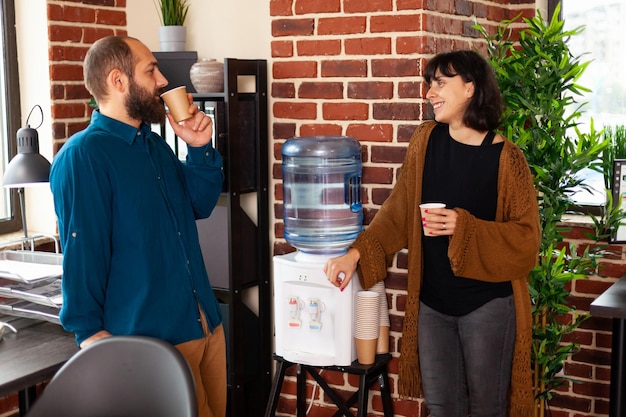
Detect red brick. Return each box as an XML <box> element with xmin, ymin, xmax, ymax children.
<box><xmin>322</xmin><ymin>102</ymin><xmax>368</xmax><ymax>121</ymax></box>
<box><xmin>299</xmin><ymin>124</ymin><xmax>342</xmax><ymax>137</ymax></box>
<box><xmin>397</xmin><ymin>0</ymin><xmax>425</xmax><ymax>9</ymax></box>
<box><xmin>317</xmin><ymin>17</ymin><xmax>366</xmax><ymax>35</ymax></box>
<box><xmin>372</xmin><ymin>58</ymin><xmax>419</xmax><ymax>77</ymax></box>
<box><xmin>347</xmin><ymin>82</ymin><xmax>393</xmax><ymax>99</ymax></box>
<box><xmin>371</xmin><ymin>144</ymin><xmax>406</xmax><ymax>162</ymax></box>
<box><xmin>346</xmin><ymin>124</ymin><xmax>393</xmax><ymax>143</ymax></box>
<box><xmin>396</xmin><ymin>36</ymin><xmax>422</xmax><ymax>54</ymax></box>
<box><xmin>321</xmin><ymin>60</ymin><xmax>367</xmax><ymax>77</ymax></box>
<box><xmin>574</xmin><ymin>278</ymin><xmax>617</xmax><ymax>296</ymax></box>
<box><xmin>298</xmin><ymin>82</ymin><xmax>343</xmax><ymax>99</ymax></box>
<box><xmin>363</xmin><ymin>166</ymin><xmax>394</xmax><ymax>184</ymax></box>
<box><xmin>272</xmin><ymin>82</ymin><xmax>296</xmax><ymax>98</ymax></box>
<box><xmin>273</xmin><ymin>122</ymin><xmax>297</xmax><ymax>139</ymax></box>
<box><xmin>548</xmin><ymin>393</ymin><xmax>592</xmax><ymax>414</ymax></box>
<box><xmin>273</xmin><ymin>61</ymin><xmax>318</xmax><ymax>79</ymax></box>
<box><xmin>65</xmin><ymin>85</ymin><xmax>91</xmax><ymax>100</ymax></box>
<box><xmin>294</xmin><ymin>0</ymin><xmax>340</xmax><ymax>14</ymax></box>
<box><xmin>296</xmin><ymin>39</ymin><xmax>341</xmax><ymax>56</ymax></box>
<box><xmin>62</xmin><ymin>5</ymin><xmax>97</xmax><ymax>23</ymax></box>
<box><xmin>595</xmin><ymin>365</ymin><xmax>612</xmax><ymax>382</ymax></box>
<box><xmin>398</xmin><ymin>81</ymin><xmax>421</xmax><ymax>98</ymax></box>
<box><xmin>83</xmin><ymin>27</ymin><xmax>116</xmax><ymax>44</ymax></box>
<box><xmin>48</xmin><ymin>24</ymin><xmax>83</xmax><ymax>42</ymax></box>
<box><xmin>424</xmin><ymin>14</ymin><xmax>464</xmax><ymax>35</ymax></box>
<box><xmin>345</xmin><ymin>37</ymin><xmax>391</xmax><ymax>55</ymax></box>
<box><xmin>272</xmin><ymin>40</ymin><xmax>294</xmax><ymax>57</ymax></box>
<box><xmin>49</xmin><ymin>45</ymin><xmax>89</xmax><ymax>62</ymax></box>
<box><xmin>272</xmin><ymin>18</ymin><xmax>315</xmax><ymax>37</ymax></box>
<box><xmin>595</xmin><ymin>331</ymin><xmax>612</xmax><ymax>349</ymax></box>
<box><xmin>371</xmin><ymin>14</ymin><xmax>421</xmax><ymax>33</ymax></box>
<box><xmin>47</xmin><ymin>3</ymin><xmax>63</xmax><ymax>20</ymax></box>
<box><xmin>273</xmin><ymin>101</ymin><xmax>317</xmax><ymax>119</ymax></box>
<box><xmin>50</xmin><ymin>64</ymin><xmax>84</xmax><ymax>81</ymax></box>
<box><xmin>270</xmin><ymin>0</ymin><xmax>294</xmax><ymax>16</ymax></box>
<box><xmin>96</xmin><ymin>9</ymin><xmax>126</xmax><ymax>26</ymax></box>
<box><xmin>51</xmin><ymin>102</ymin><xmax>86</xmax><ymax>119</ymax></box>
<box><xmin>596</xmin><ymin>261</ymin><xmax>626</xmax><ymax>278</ymax></box>
<box><xmin>344</xmin><ymin>0</ymin><xmax>393</xmax><ymax>13</ymax></box>
<box><xmin>372</xmin><ymin>187</ymin><xmax>392</xmax><ymax>205</ymax></box>
<box><xmin>564</xmin><ymin>362</ymin><xmax>592</xmax><ymax>379</ymax></box>
<box><xmin>373</xmin><ymin>103</ymin><xmax>421</xmax><ymax>121</ymax></box>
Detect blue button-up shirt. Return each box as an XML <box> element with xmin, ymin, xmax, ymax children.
<box><xmin>50</xmin><ymin>111</ymin><xmax>225</xmax><ymax>346</ymax></box>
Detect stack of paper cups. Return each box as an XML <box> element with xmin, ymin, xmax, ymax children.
<box><xmin>354</xmin><ymin>291</ymin><xmax>380</xmax><ymax>365</ymax></box>
<box><xmin>370</xmin><ymin>281</ymin><xmax>390</xmax><ymax>354</ymax></box>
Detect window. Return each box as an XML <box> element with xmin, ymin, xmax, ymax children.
<box><xmin>557</xmin><ymin>0</ymin><xmax>626</xmax><ymax>207</ymax></box>
<box><xmin>0</xmin><ymin>0</ymin><xmax>23</xmax><ymax>234</ymax></box>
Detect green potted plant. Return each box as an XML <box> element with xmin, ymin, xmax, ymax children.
<box><xmin>474</xmin><ymin>3</ymin><xmax>621</xmax><ymax>416</ymax></box>
<box><xmin>155</xmin><ymin>0</ymin><xmax>190</xmax><ymax>52</ymax></box>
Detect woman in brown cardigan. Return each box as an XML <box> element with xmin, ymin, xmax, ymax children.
<box><xmin>324</xmin><ymin>50</ymin><xmax>540</xmax><ymax>417</ymax></box>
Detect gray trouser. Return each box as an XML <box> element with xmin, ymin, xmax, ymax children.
<box><xmin>418</xmin><ymin>295</ymin><xmax>516</xmax><ymax>417</ymax></box>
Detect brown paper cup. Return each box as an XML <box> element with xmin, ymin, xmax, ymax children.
<box><xmin>160</xmin><ymin>86</ymin><xmax>192</xmax><ymax>122</ymax></box>
<box><xmin>356</xmin><ymin>337</ymin><xmax>377</xmax><ymax>365</ymax></box>
<box><xmin>376</xmin><ymin>325</ymin><xmax>390</xmax><ymax>354</ymax></box>
<box><xmin>354</xmin><ymin>291</ymin><xmax>380</xmax><ymax>339</ymax></box>
<box><xmin>419</xmin><ymin>203</ymin><xmax>446</xmax><ymax>236</ymax></box>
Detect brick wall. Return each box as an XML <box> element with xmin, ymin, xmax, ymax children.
<box><xmin>269</xmin><ymin>1</ymin><xmax>622</xmax><ymax>417</ymax></box>
<box><xmin>48</xmin><ymin>0</ymin><xmax>127</xmax><ymax>154</ymax></box>
<box><xmin>552</xmin><ymin>224</ymin><xmax>625</xmax><ymax>417</ymax></box>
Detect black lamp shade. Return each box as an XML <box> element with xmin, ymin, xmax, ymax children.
<box><xmin>3</xmin><ymin>126</ymin><xmax>51</xmax><ymax>187</ymax></box>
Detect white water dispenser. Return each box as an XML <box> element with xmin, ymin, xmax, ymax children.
<box><xmin>274</xmin><ymin>136</ymin><xmax>363</xmax><ymax>366</ymax></box>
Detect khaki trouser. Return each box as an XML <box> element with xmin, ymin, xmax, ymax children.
<box><xmin>175</xmin><ymin>311</ymin><xmax>227</xmax><ymax>417</ymax></box>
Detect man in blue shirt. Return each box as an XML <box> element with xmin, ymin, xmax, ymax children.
<box><xmin>50</xmin><ymin>36</ymin><xmax>226</xmax><ymax>417</ymax></box>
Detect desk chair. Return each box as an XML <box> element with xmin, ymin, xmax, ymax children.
<box><xmin>25</xmin><ymin>335</ymin><xmax>197</xmax><ymax>417</ymax></box>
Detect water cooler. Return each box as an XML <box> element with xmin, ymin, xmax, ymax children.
<box><xmin>274</xmin><ymin>136</ymin><xmax>363</xmax><ymax>367</ymax></box>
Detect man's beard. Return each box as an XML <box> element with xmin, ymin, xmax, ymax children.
<box><xmin>125</xmin><ymin>79</ymin><xmax>166</xmax><ymax>124</ymax></box>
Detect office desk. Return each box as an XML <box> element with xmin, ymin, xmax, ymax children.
<box><xmin>590</xmin><ymin>276</ymin><xmax>626</xmax><ymax>417</ymax></box>
<box><xmin>0</xmin><ymin>318</ymin><xmax>77</xmax><ymax>416</ymax></box>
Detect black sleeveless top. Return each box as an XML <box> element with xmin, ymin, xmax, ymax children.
<box><xmin>420</xmin><ymin>123</ymin><xmax>512</xmax><ymax>316</ymax></box>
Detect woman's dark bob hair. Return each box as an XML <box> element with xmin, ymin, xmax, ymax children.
<box><xmin>424</xmin><ymin>50</ymin><xmax>504</xmax><ymax>132</ymax></box>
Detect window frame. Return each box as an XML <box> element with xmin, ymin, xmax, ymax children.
<box><xmin>0</xmin><ymin>0</ymin><xmax>24</xmax><ymax>234</ymax></box>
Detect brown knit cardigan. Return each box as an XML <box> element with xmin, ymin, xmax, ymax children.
<box><xmin>351</xmin><ymin>121</ymin><xmax>540</xmax><ymax>417</ymax></box>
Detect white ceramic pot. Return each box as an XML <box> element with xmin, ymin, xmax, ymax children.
<box><xmin>189</xmin><ymin>59</ymin><xmax>225</xmax><ymax>93</ymax></box>
<box><xmin>158</xmin><ymin>26</ymin><xmax>186</xmax><ymax>52</ymax></box>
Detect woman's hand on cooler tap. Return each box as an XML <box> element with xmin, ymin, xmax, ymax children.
<box><xmin>323</xmin><ymin>248</ymin><xmax>360</xmax><ymax>291</ymax></box>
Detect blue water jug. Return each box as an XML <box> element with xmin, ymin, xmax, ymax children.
<box><xmin>282</xmin><ymin>136</ymin><xmax>363</xmax><ymax>255</ymax></box>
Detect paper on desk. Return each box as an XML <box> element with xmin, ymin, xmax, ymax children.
<box><xmin>0</xmin><ymin>260</ymin><xmax>63</xmax><ymax>283</ymax></box>
<box><xmin>0</xmin><ymin>299</ymin><xmax>60</xmax><ymax>324</ymax></box>
<box><xmin>0</xmin><ymin>278</ymin><xmax>62</xmax><ymax>307</ymax></box>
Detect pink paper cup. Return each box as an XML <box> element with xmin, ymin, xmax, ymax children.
<box><xmin>419</xmin><ymin>202</ymin><xmax>446</xmax><ymax>236</ymax></box>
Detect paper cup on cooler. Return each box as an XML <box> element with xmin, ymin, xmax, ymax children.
<box><xmin>160</xmin><ymin>86</ymin><xmax>192</xmax><ymax>122</ymax></box>
<box><xmin>369</xmin><ymin>282</ymin><xmax>390</xmax><ymax>327</ymax></box>
<box><xmin>354</xmin><ymin>291</ymin><xmax>379</xmax><ymax>339</ymax></box>
<box><xmin>370</xmin><ymin>281</ymin><xmax>390</xmax><ymax>354</ymax></box>
<box><xmin>420</xmin><ymin>203</ymin><xmax>446</xmax><ymax>236</ymax></box>
<box><xmin>355</xmin><ymin>338</ymin><xmax>377</xmax><ymax>365</ymax></box>
<box><xmin>355</xmin><ymin>291</ymin><xmax>379</xmax><ymax>364</ymax></box>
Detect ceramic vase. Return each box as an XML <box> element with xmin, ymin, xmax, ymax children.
<box><xmin>189</xmin><ymin>59</ymin><xmax>225</xmax><ymax>93</ymax></box>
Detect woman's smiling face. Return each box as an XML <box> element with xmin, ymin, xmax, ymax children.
<box><xmin>426</xmin><ymin>69</ymin><xmax>474</xmax><ymax>127</ymax></box>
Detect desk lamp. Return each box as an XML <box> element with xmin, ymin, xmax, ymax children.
<box><xmin>2</xmin><ymin>105</ymin><xmax>51</xmax><ymax>249</ymax></box>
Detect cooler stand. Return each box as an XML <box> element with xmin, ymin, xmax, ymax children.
<box><xmin>264</xmin><ymin>353</ymin><xmax>393</xmax><ymax>417</ymax></box>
